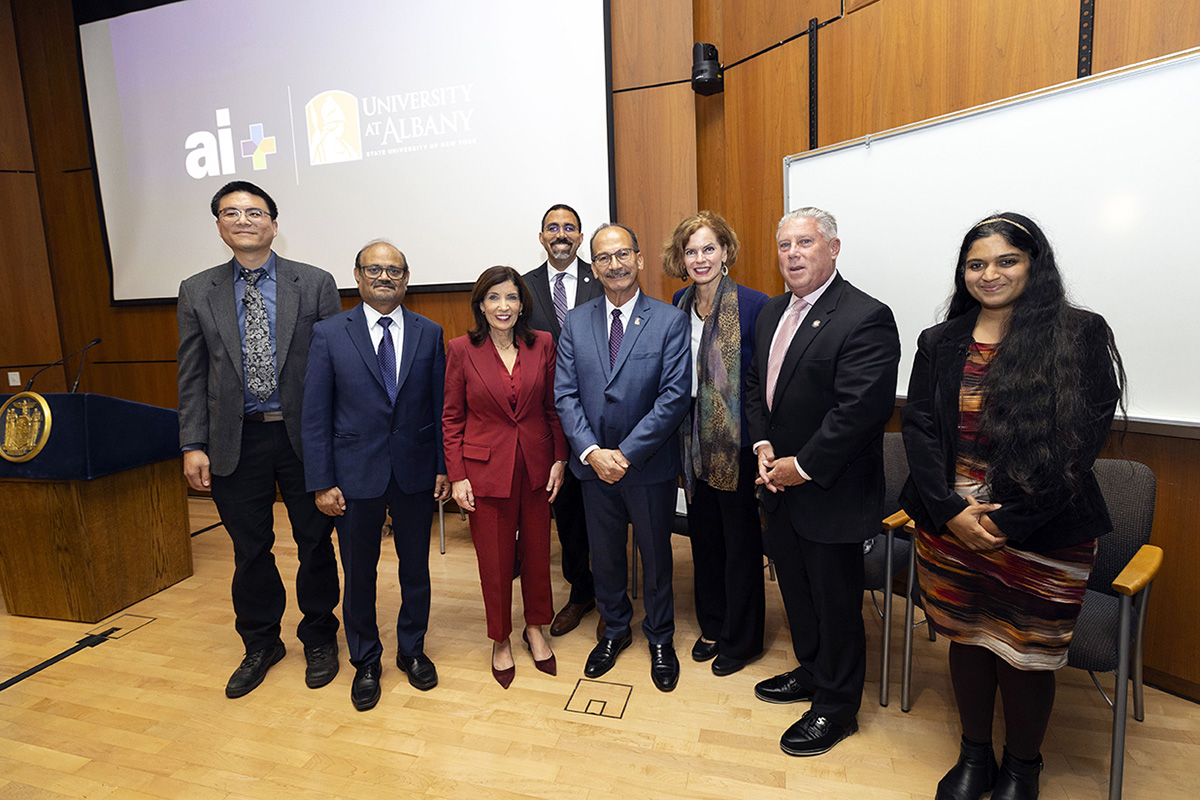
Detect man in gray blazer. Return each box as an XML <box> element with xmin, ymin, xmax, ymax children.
<box><xmin>522</xmin><ymin>204</ymin><xmax>604</xmax><ymax>639</ymax></box>
<box><xmin>177</xmin><ymin>181</ymin><xmax>342</xmax><ymax>699</ymax></box>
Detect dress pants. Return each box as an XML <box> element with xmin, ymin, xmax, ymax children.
<box><xmin>764</xmin><ymin>507</ymin><xmax>866</xmax><ymax>726</ymax></box>
<box><xmin>468</xmin><ymin>445</ymin><xmax>554</xmax><ymax>641</ymax></box>
<box><xmin>551</xmin><ymin>468</ymin><xmax>594</xmax><ymax>604</ymax></box>
<box><xmin>581</xmin><ymin>478</ymin><xmax>677</xmax><ymax>645</ymax></box>
<box><xmin>336</xmin><ymin>475</ymin><xmax>434</xmax><ymax>667</ymax></box>
<box><xmin>210</xmin><ymin>420</ymin><xmax>339</xmax><ymax>653</ymax></box>
<box><xmin>687</xmin><ymin>447</ymin><xmax>765</xmax><ymax>660</ymax></box>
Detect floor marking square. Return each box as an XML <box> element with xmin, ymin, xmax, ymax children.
<box><xmin>565</xmin><ymin>678</ymin><xmax>632</xmax><ymax>719</ymax></box>
<box><xmin>89</xmin><ymin>614</ymin><xmax>154</xmax><ymax>639</ymax></box>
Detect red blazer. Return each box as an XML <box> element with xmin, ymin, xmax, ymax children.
<box><xmin>443</xmin><ymin>330</ymin><xmax>567</xmax><ymax>498</ymax></box>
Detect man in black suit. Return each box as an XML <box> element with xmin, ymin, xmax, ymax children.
<box><xmin>177</xmin><ymin>181</ymin><xmax>342</xmax><ymax>698</ymax></box>
<box><xmin>745</xmin><ymin>207</ymin><xmax>900</xmax><ymax>756</ymax></box>
<box><xmin>523</xmin><ymin>204</ymin><xmax>604</xmax><ymax>638</ymax></box>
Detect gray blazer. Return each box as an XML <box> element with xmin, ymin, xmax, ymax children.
<box><xmin>177</xmin><ymin>255</ymin><xmax>341</xmax><ymax>476</ymax></box>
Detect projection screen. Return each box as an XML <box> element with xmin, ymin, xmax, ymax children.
<box><xmin>78</xmin><ymin>0</ymin><xmax>614</xmax><ymax>301</ymax></box>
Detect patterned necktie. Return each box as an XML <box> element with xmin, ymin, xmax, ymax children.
<box><xmin>377</xmin><ymin>317</ymin><xmax>397</xmax><ymax>403</ymax></box>
<box><xmin>553</xmin><ymin>271</ymin><xmax>568</xmax><ymax>328</ymax></box>
<box><xmin>609</xmin><ymin>308</ymin><xmax>623</xmax><ymax>369</ymax></box>
<box><xmin>765</xmin><ymin>298</ymin><xmax>808</xmax><ymax>411</ymax></box>
<box><xmin>240</xmin><ymin>268</ymin><xmax>276</xmax><ymax>402</ymax></box>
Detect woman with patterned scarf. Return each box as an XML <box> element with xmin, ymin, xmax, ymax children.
<box><xmin>663</xmin><ymin>211</ymin><xmax>770</xmax><ymax>677</ymax></box>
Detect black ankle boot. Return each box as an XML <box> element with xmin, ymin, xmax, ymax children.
<box><xmin>935</xmin><ymin>736</ymin><xmax>998</xmax><ymax>800</ymax></box>
<box><xmin>990</xmin><ymin>747</ymin><xmax>1043</xmax><ymax>800</ymax></box>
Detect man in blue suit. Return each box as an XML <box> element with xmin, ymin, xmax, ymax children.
<box><xmin>554</xmin><ymin>223</ymin><xmax>691</xmax><ymax>692</ymax></box>
<box><xmin>302</xmin><ymin>240</ymin><xmax>450</xmax><ymax>711</ymax></box>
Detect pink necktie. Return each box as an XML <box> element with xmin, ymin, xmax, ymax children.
<box><xmin>765</xmin><ymin>298</ymin><xmax>808</xmax><ymax>411</ymax></box>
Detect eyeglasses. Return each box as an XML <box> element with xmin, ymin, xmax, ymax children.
<box><xmin>592</xmin><ymin>247</ymin><xmax>637</xmax><ymax>267</ymax></box>
<box><xmin>218</xmin><ymin>208</ymin><xmax>271</xmax><ymax>222</ymax></box>
<box><xmin>360</xmin><ymin>264</ymin><xmax>408</xmax><ymax>279</ymax></box>
<box><xmin>544</xmin><ymin>222</ymin><xmax>578</xmax><ymax>234</ymax></box>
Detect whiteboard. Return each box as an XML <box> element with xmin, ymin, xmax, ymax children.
<box><xmin>785</xmin><ymin>49</ymin><xmax>1200</xmax><ymax>427</ymax></box>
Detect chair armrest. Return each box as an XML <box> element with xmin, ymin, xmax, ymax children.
<box><xmin>1113</xmin><ymin>544</ymin><xmax>1163</xmax><ymax>597</ymax></box>
<box><xmin>882</xmin><ymin>510</ymin><xmax>911</xmax><ymax>530</ymax></box>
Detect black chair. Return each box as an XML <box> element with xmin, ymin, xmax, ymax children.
<box><xmin>1067</xmin><ymin>459</ymin><xmax>1162</xmax><ymax>800</ymax></box>
<box><xmin>864</xmin><ymin>431</ymin><xmax>928</xmax><ymax>706</ymax></box>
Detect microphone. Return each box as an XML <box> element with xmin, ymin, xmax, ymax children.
<box><xmin>71</xmin><ymin>337</ymin><xmax>103</xmax><ymax>393</ymax></box>
<box><xmin>22</xmin><ymin>338</ymin><xmax>102</xmax><ymax>392</ymax></box>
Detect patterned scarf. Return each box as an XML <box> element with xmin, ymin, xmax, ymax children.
<box><xmin>677</xmin><ymin>274</ymin><xmax>742</xmax><ymax>496</ymax></box>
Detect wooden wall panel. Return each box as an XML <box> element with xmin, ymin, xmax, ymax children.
<box><xmin>612</xmin><ymin>83</ymin><xmax>698</xmax><ymax>302</ymax></box>
<box><xmin>819</xmin><ymin>0</ymin><xmax>1078</xmax><ymax>148</ymax></box>
<box><xmin>0</xmin><ymin>0</ymin><xmax>33</xmax><ymax>170</ymax></box>
<box><xmin>722</xmin><ymin>39</ymin><xmax>809</xmax><ymax>299</ymax></box>
<box><xmin>721</xmin><ymin>0</ymin><xmax>841</xmax><ymax>66</ymax></box>
<box><xmin>0</xmin><ymin>173</ymin><xmax>61</xmax><ymax>378</ymax></box>
<box><xmin>611</xmin><ymin>0</ymin><xmax>693</xmax><ymax>90</ymax></box>
<box><xmin>1094</xmin><ymin>0</ymin><xmax>1200</xmax><ymax>72</ymax></box>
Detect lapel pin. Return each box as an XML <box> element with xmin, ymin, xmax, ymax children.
<box><xmin>811</xmin><ymin>319</ymin><xmax>821</xmax><ymax>328</ymax></box>
<box><xmin>634</xmin><ymin>317</ymin><xmax>642</xmax><ymax>326</ymax></box>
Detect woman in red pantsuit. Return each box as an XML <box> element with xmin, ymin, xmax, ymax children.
<box><xmin>443</xmin><ymin>266</ymin><xmax>567</xmax><ymax>688</ymax></box>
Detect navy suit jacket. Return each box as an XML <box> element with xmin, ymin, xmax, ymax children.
<box><xmin>554</xmin><ymin>290</ymin><xmax>691</xmax><ymax>485</ymax></box>
<box><xmin>746</xmin><ymin>273</ymin><xmax>901</xmax><ymax>543</ymax></box>
<box><xmin>302</xmin><ymin>302</ymin><xmax>446</xmax><ymax>499</ymax></box>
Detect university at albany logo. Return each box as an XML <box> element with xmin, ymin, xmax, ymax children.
<box><xmin>306</xmin><ymin>90</ymin><xmax>363</xmax><ymax>166</ymax></box>
<box><xmin>1</xmin><ymin>391</ymin><xmax>52</xmax><ymax>463</ymax></box>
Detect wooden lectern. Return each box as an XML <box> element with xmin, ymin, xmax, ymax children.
<box><xmin>0</xmin><ymin>393</ymin><xmax>192</xmax><ymax>622</ymax></box>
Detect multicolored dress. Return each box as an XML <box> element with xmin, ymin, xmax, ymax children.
<box><xmin>914</xmin><ymin>342</ymin><xmax>1096</xmax><ymax>671</ymax></box>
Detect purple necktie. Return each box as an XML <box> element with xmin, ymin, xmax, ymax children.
<box><xmin>553</xmin><ymin>272</ymin><xmax>568</xmax><ymax>328</ymax></box>
<box><xmin>377</xmin><ymin>316</ymin><xmax>397</xmax><ymax>403</ymax></box>
<box><xmin>609</xmin><ymin>309</ymin><xmax>623</xmax><ymax>368</ymax></box>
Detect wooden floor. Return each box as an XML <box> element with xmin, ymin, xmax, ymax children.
<box><xmin>1</xmin><ymin>499</ymin><xmax>1198</xmax><ymax>799</ymax></box>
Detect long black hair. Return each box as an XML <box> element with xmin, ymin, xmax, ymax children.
<box><xmin>947</xmin><ymin>212</ymin><xmax>1125</xmax><ymax>500</ymax></box>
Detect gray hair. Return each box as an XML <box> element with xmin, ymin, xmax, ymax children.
<box><xmin>589</xmin><ymin>222</ymin><xmax>640</xmax><ymax>255</ymax></box>
<box><xmin>778</xmin><ymin>207</ymin><xmax>838</xmax><ymax>242</ymax></box>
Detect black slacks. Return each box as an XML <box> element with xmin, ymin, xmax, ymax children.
<box><xmin>686</xmin><ymin>447</ymin><xmax>765</xmax><ymax>660</ymax></box>
<box><xmin>210</xmin><ymin>420</ymin><xmax>339</xmax><ymax>654</ymax></box>
<box><xmin>551</xmin><ymin>467</ymin><xmax>594</xmax><ymax>604</ymax></box>
<box><xmin>764</xmin><ymin>506</ymin><xmax>865</xmax><ymax>726</ymax></box>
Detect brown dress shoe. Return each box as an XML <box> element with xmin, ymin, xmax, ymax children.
<box><xmin>549</xmin><ymin>600</ymin><xmax>595</xmax><ymax>636</ymax></box>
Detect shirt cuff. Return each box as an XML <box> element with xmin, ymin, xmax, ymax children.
<box><xmin>579</xmin><ymin>444</ymin><xmax>599</xmax><ymax>465</ymax></box>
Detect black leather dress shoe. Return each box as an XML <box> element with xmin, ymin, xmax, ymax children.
<box><xmin>649</xmin><ymin>642</ymin><xmax>680</xmax><ymax>692</ymax></box>
<box><xmin>691</xmin><ymin>636</ymin><xmax>719</xmax><ymax>662</ymax></box>
<box><xmin>712</xmin><ymin>651</ymin><xmax>762</xmax><ymax>676</ymax></box>
<box><xmin>779</xmin><ymin>710</ymin><xmax>857</xmax><ymax>756</ymax></box>
<box><xmin>351</xmin><ymin>660</ymin><xmax>382</xmax><ymax>711</ymax></box>
<box><xmin>303</xmin><ymin>641</ymin><xmax>340</xmax><ymax>689</ymax></box>
<box><xmin>936</xmin><ymin>737</ymin><xmax>998</xmax><ymax>800</ymax></box>
<box><xmin>754</xmin><ymin>668</ymin><xmax>815</xmax><ymax>704</ymax></box>
<box><xmin>584</xmin><ymin>630</ymin><xmax>633</xmax><ymax>678</ymax></box>
<box><xmin>990</xmin><ymin>747</ymin><xmax>1042</xmax><ymax>800</ymax></box>
<box><xmin>225</xmin><ymin>640</ymin><xmax>285</xmax><ymax>698</ymax></box>
<box><xmin>396</xmin><ymin>652</ymin><xmax>438</xmax><ymax>690</ymax></box>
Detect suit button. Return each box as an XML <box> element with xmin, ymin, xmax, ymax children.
<box><xmin>391</xmin><ymin>429</ymin><xmax>398</xmax><ymax>435</ymax></box>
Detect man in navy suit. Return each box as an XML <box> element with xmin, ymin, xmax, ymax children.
<box><xmin>746</xmin><ymin>207</ymin><xmax>900</xmax><ymax>756</ymax></box>
<box><xmin>554</xmin><ymin>223</ymin><xmax>691</xmax><ymax>691</ymax></box>
<box><xmin>302</xmin><ymin>240</ymin><xmax>450</xmax><ymax>711</ymax></box>
<box><xmin>523</xmin><ymin>203</ymin><xmax>605</xmax><ymax>638</ymax></box>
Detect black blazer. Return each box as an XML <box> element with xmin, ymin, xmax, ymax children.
<box><xmin>745</xmin><ymin>273</ymin><xmax>901</xmax><ymax>543</ymax></box>
<box><xmin>898</xmin><ymin>308</ymin><xmax>1120</xmax><ymax>551</ymax></box>
<box><xmin>523</xmin><ymin>259</ymin><xmax>603</xmax><ymax>342</ymax></box>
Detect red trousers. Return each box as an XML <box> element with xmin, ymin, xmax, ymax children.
<box><xmin>469</xmin><ymin>446</ymin><xmax>554</xmax><ymax>641</ymax></box>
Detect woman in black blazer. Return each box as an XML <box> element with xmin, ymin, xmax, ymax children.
<box><xmin>900</xmin><ymin>213</ymin><xmax>1124</xmax><ymax>800</ymax></box>
<box><xmin>663</xmin><ymin>211</ymin><xmax>769</xmax><ymax>676</ymax></box>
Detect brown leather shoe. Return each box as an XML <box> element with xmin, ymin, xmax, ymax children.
<box><xmin>549</xmin><ymin>600</ymin><xmax>595</xmax><ymax>636</ymax></box>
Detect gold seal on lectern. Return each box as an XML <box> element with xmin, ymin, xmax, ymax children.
<box><xmin>1</xmin><ymin>391</ymin><xmax>52</xmax><ymax>463</ymax></box>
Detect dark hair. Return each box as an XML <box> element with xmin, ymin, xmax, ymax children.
<box><xmin>210</xmin><ymin>181</ymin><xmax>278</xmax><ymax>219</ymax></box>
<box><xmin>541</xmin><ymin>203</ymin><xmax>581</xmax><ymax>231</ymax></box>
<box><xmin>354</xmin><ymin>239</ymin><xmax>407</xmax><ymax>272</ymax></box>
<box><xmin>589</xmin><ymin>222</ymin><xmax>639</xmax><ymax>257</ymax></box>
<box><xmin>467</xmin><ymin>266</ymin><xmax>537</xmax><ymax>347</ymax></box>
<box><xmin>661</xmin><ymin>210</ymin><xmax>740</xmax><ymax>279</ymax></box>
<box><xmin>948</xmin><ymin>212</ymin><xmax>1126</xmax><ymax>499</ymax></box>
